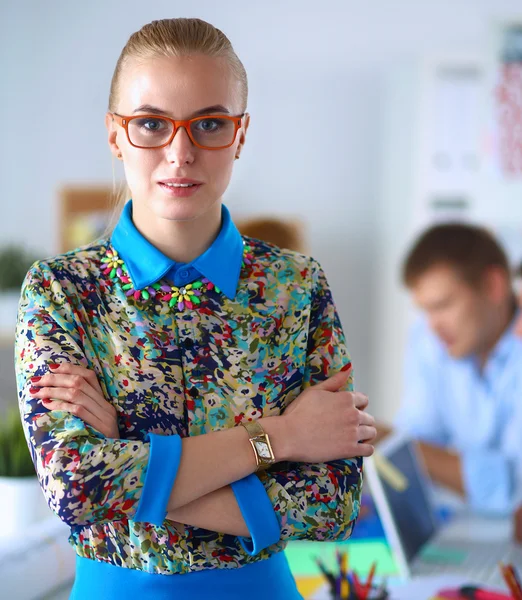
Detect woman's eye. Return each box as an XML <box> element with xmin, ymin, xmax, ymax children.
<box><xmin>143</xmin><ymin>119</ymin><xmax>163</xmax><ymax>131</ymax></box>
<box><xmin>135</xmin><ymin>118</ymin><xmax>166</xmax><ymax>132</ymax></box>
<box><xmin>197</xmin><ymin>119</ymin><xmax>221</xmax><ymax>132</ymax></box>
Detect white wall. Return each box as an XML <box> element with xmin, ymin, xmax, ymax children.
<box><xmin>1</xmin><ymin>0</ymin><xmax>521</xmax><ymax>418</ymax></box>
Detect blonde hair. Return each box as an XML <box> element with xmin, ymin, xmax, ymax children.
<box><xmin>107</xmin><ymin>18</ymin><xmax>248</xmax><ymax>224</ymax></box>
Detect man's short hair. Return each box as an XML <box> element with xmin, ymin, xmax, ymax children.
<box><xmin>402</xmin><ymin>223</ymin><xmax>510</xmax><ymax>288</ymax></box>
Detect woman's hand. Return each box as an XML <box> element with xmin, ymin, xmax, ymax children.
<box><xmin>279</xmin><ymin>370</ymin><xmax>376</xmax><ymax>463</ymax></box>
<box><xmin>29</xmin><ymin>364</ymin><xmax>120</xmax><ymax>439</ymax></box>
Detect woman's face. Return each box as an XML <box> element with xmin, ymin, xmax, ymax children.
<box><xmin>106</xmin><ymin>54</ymin><xmax>248</xmax><ymax>224</ymax></box>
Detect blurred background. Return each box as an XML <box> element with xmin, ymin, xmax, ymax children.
<box><xmin>1</xmin><ymin>1</ymin><xmax>522</xmax><ymax>598</ymax></box>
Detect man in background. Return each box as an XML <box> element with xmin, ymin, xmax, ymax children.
<box><xmin>380</xmin><ymin>223</ymin><xmax>522</xmax><ymax>518</ymax></box>
<box><xmin>512</xmin><ymin>265</ymin><xmax>522</xmax><ymax>542</ymax></box>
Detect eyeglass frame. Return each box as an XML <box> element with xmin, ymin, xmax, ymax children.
<box><xmin>110</xmin><ymin>112</ymin><xmax>246</xmax><ymax>150</ymax></box>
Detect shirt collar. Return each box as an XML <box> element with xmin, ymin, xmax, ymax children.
<box><xmin>111</xmin><ymin>201</ymin><xmax>244</xmax><ymax>299</ymax></box>
<box><xmin>487</xmin><ymin>308</ymin><xmax>521</xmax><ymax>365</ymax></box>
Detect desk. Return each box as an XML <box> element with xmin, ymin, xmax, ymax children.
<box><xmin>309</xmin><ymin>575</ymin><xmax>508</xmax><ymax>600</ymax></box>
<box><xmin>290</xmin><ymin>510</ymin><xmax>518</xmax><ymax>599</ymax></box>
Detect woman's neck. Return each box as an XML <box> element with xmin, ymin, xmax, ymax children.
<box><xmin>132</xmin><ymin>202</ymin><xmax>222</xmax><ymax>264</ymax></box>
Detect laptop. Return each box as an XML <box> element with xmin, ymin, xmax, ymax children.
<box><xmin>364</xmin><ymin>432</ymin><xmax>522</xmax><ymax>586</ymax></box>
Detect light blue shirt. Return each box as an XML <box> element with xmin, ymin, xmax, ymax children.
<box><xmin>395</xmin><ymin>315</ymin><xmax>522</xmax><ymax>515</ymax></box>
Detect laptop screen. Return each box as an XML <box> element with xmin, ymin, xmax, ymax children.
<box><xmin>377</xmin><ymin>441</ymin><xmax>436</xmax><ymax>561</ymax></box>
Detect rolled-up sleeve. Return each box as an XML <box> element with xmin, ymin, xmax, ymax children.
<box><xmin>134</xmin><ymin>433</ymin><xmax>182</xmax><ymax>525</ymax></box>
<box><xmin>231</xmin><ymin>474</ymin><xmax>281</xmax><ymax>555</ymax></box>
<box><xmin>15</xmin><ymin>263</ymin><xmax>180</xmax><ymax>527</ymax></box>
<box><xmin>231</xmin><ymin>259</ymin><xmax>363</xmax><ymax>548</ymax></box>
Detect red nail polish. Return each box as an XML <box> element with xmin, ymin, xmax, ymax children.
<box><xmin>49</xmin><ymin>364</ymin><xmax>60</xmax><ymax>370</ymax></box>
<box><xmin>42</xmin><ymin>399</ymin><xmax>51</xmax><ymax>404</ymax></box>
<box><xmin>29</xmin><ymin>386</ymin><xmax>40</xmax><ymax>393</ymax></box>
<box><xmin>31</xmin><ymin>376</ymin><xmax>42</xmax><ymax>382</ymax></box>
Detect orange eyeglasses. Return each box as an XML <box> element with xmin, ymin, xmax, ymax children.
<box><xmin>111</xmin><ymin>113</ymin><xmax>245</xmax><ymax>150</ymax></box>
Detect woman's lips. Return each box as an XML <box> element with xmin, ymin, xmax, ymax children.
<box><xmin>158</xmin><ymin>181</ymin><xmax>203</xmax><ymax>197</ymax></box>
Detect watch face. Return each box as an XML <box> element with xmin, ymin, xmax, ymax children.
<box><xmin>254</xmin><ymin>440</ymin><xmax>272</xmax><ymax>459</ymax></box>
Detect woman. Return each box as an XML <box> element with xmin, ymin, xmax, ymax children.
<box><xmin>16</xmin><ymin>18</ymin><xmax>376</xmax><ymax>600</ymax></box>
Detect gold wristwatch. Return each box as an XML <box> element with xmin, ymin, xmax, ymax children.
<box><xmin>241</xmin><ymin>420</ymin><xmax>275</xmax><ymax>471</ymax></box>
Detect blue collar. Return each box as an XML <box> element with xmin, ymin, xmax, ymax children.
<box><xmin>110</xmin><ymin>201</ymin><xmax>244</xmax><ymax>299</ymax></box>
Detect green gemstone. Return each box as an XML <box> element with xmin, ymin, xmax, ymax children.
<box><xmin>192</xmin><ymin>295</ymin><xmax>201</xmax><ymax>304</ymax></box>
<box><xmin>169</xmin><ymin>298</ymin><xmax>176</xmax><ymax>308</ymax></box>
<box><xmin>192</xmin><ymin>281</ymin><xmax>203</xmax><ymax>289</ymax></box>
<box><xmin>122</xmin><ymin>284</ymin><xmax>132</xmax><ymax>291</ymax></box>
<box><xmin>110</xmin><ymin>268</ymin><xmax>116</xmax><ymax>278</ymax></box>
<box><xmin>142</xmin><ymin>290</ymin><xmax>150</xmax><ymax>300</ymax></box>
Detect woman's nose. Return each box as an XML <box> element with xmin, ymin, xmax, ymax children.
<box><xmin>165</xmin><ymin>126</ymin><xmax>195</xmax><ymax>165</ymax></box>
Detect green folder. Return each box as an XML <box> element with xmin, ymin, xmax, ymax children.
<box><xmin>285</xmin><ymin>539</ymin><xmax>398</xmax><ymax>578</ymax></box>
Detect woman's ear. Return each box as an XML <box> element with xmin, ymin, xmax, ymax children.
<box><xmin>105</xmin><ymin>112</ymin><xmax>122</xmax><ymax>160</ymax></box>
<box><xmin>235</xmin><ymin>113</ymin><xmax>250</xmax><ymax>159</ymax></box>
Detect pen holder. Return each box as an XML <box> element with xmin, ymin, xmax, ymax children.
<box><xmin>328</xmin><ymin>580</ymin><xmax>389</xmax><ymax>600</ymax></box>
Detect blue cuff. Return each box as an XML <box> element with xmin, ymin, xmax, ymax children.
<box><xmin>461</xmin><ymin>450</ymin><xmax>513</xmax><ymax>515</ymax></box>
<box><xmin>134</xmin><ymin>433</ymin><xmax>182</xmax><ymax>526</ymax></box>
<box><xmin>231</xmin><ymin>474</ymin><xmax>281</xmax><ymax>555</ymax></box>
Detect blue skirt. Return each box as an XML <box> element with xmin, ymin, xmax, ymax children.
<box><xmin>70</xmin><ymin>552</ymin><xmax>303</xmax><ymax>600</ymax></box>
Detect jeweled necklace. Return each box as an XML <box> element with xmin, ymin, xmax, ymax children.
<box><xmin>101</xmin><ymin>243</ymin><xmax>254</xmax><ymax>311</ymax></box>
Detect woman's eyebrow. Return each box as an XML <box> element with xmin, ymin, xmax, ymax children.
<box><xmin>132</xmin><ymin>104</ymin><xmax>231</xmax><ymax>117</ymax></box>
<box><xmin>192</xmin><ymin>105</ymin><xmax>231</xmax><ymax>116</ymax></box>
<box><xmin>132</xmin><ymin>104</ymin><xmax>165</xmax><ymax>115</ymax></box>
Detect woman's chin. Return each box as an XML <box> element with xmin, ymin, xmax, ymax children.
<box><xmin>151</xmin><ymin>195</ymin><xmax>215</xmax><ymax>222</ymax></box>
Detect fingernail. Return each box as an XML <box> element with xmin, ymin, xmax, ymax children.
<box><xmin>49</xmin><ymin>364</ymin><xmax>60</xmax><ymax>370</ymax></box>
<box><xmin>42</xmin><ymin>399</ymin><xmax>51</xmax><ymax>404</ymax></box>
<box><xmin>31</xmin><ymin>376</ymin><xmax>42</xmax><ymax>382</ymax></box>
<box><xmin>29</xmin><ymin>386</ymin><xmax>40</xmax><ymax>393</ymax></box>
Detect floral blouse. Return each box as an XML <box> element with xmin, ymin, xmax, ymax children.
<box><xmin>15</xmin><ymin>206</ymin><xmax>362</xmax><ymax>575</ymax></box>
